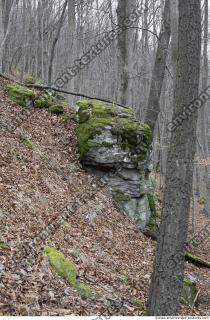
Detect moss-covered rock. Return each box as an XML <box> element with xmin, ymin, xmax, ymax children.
<box><xmin>49</xmin><ymin>104</ymin><xmax>64</xmax><ymax>114</ymax></box>
<box><xmin>76</xmin><ymin>99</ymin><xmax>154</xmax><ymax>231</ymax></box>
<box><xmin>34</xmin><ymin>94</ymin><xmax>56</xmax><ymax>109</ymax></box>
<box><xmin>7</xmin><ymin>84</ymin><xmax>35</xmax><ymax>107</ymax></box>
<box><xmin>43</xmin><ymin>247</ymin><xmax>94</xmax><ymax>298</ymax></box>
<box><xmin>34</xmin><ymin>98</ymin><xmax>48</xmax><ymax>109</ymax></box>
<box><xmin>76</xmin><ymin>99</ymin><xmax>152</xmax><ymax>162</ymax></box>
<box><xmin>113</xmin><ymin>191</ymin><xmax>131</xmax><ymax>202</ymax></box>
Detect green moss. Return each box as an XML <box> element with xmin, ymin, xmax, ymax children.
<box><xmin>147</xmin><ymin>194</ymin><xmax>158</xmax><ymax>233</ymax></box>
<box><xmin>183</xmin><ymin>278</ymin><xmax>193</xmax><ymax>286</ymax></box>
<box><xmin>111</xmin><ymin>118</ymin><xmax>152</xmax><ymax>162</ymax></box>
<box><xmin>76</xmin><ymin>99</ymin><xmax>152</xmax><ymax>161</ymax></box>
<box><xmin>198</xmin><ymin>197</ymin><xmax>205</xmax><ymax>207</ymax></box>
<box><xmin>49</xmin><ymin>104</ymin><xmax>64</xmax><ymax>114</ymax></box>
<box><xmin>76</xmin><ymin>282</ymin><xmax>94</xmax><ymax>298</ymax></box>
<box><xmin>7</xmin><ymin>84</ymin><xmax>35</xmax><ymax>107</ymax></box>
<box><xmin>113</xmin><ymin>191</ymin><xmax>131</xmax><ymax>202</ymax></box>
<box><xmin>43</xmin><ymin>247</ymin><xmax>77</xmax><ymax>286</ymax></box>
<box><xmin>23</xmin><ymin>75</ymin><xmax>36</xmax><ymax>85</ymax></box>
<box><xmin>35</xmin><ymin>95</ymin><xmax>57</xmax><ymax>109</ymax></box>
<box><xmin>0</xmin><ymin>243</ymin><xmax>10</xmax><ymax>251</ymax></box>
<box><xmin>76</xmin><ymin>116</ymin><xmax>113</xmax><ymax>160</ymax></box>
<box><xmin>43</xmin><ymin>247</ymin><xmax>94</xmax><ymax>298</ymax></box>
<box><xmin>23</xmin><ymin>137</ymin><xmax>33</xmax><ymax>149</ymax></box>
<box><xmin>133</xmin><ymin>300</ymin><xmax>146</xmax><ymax>311</ymax></box>
<box><xmin>34</xmin><ymin>98</ymin><xmax>48</xmax><ymax>109</ymax></box>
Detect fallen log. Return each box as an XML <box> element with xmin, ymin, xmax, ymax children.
<box><xmin>185</xmin><ymin>252</ymin><xmax>210</xmax><ymax>268</ymax></box>
<box><xmin>142</xmin><ymin>230</ymin><xmax>210</xmax><ymax>269</ymax></box>
<box><xmin>0</xmin><ymin>72</ymin><xmax>129</xmax><ymax>109</ymax></box>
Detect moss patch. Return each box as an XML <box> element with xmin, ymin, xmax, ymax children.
<box><xmin>7</xmin><ymin>84</ymin><xmax>35</xmax><ymax>107</ymax></box>
<box><xmin>43</xmin><ymin>247</ymin><xmax>94</xmax><ymax>298</ymax></box>
<box><xmin>0</xmin><ymin>243</ymin><xmax>10</xmax><ymax>251</ymax></box>
<box><xmin>113</xmin><ymin>191</ymin><xmax>131</xmax><ymax>202</ymax></box>
<box><xmin>76</xmin><ymin>101</ymin><xmax>114</xmax><ymax>159</ymax></box>
<box><xmin>111</xmin><ymin>118</ymin><xmax>152</xmax><ymax>161</ymax></box>
<box><xmin>49</xmin><ymin>104</ymin><xmax>64</xmax><ymax>114</ymax></box>
<box><xmin>147</xmin><ymin>194</ymin><xmax>158</xmax><ymax>233</ymax></box>
<box><xmin>76</xmin><ymin>99</ymin><xmax>152</xmax><ymax>161</ymax></box>
<box><xmin>22</xmin><ymin>137</ymin><xmax>33</xmax><ymax>149</ymax></box>
<box><xmin>23</xmin><ymin>75</ymin><xmax>36</xmax><ymax>85</ymax></box>
<box><xmin>133</xmin><ymin>300</ymin><xmax>146</xmax><ymax>311</ymax></box>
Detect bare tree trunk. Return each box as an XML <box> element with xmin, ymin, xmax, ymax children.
<box><xmin>170</xmin><ymin>0</ymin><xmax>178</xmax><ymax>80</ymax></box>
<box><xmin>147</xmin><ymin>0</ymin><xmax>201</xmax><ymax>315</ymax></box>
<box><xmin>48</xmin><ymin>0</ymin><xmax>68</xmax><ymax>85</ymax></box>
<box><xmin>144</xmin><ymin>0</ymin><xmax>171</xmax><ymax>135</ymax></box>
<box><xmin>0</xmin><ymin>0</ymin><xmax>14</xmax><ymax>73</ymax></box>
<box><xmin>201</xmin><ymin>0</ymin><xmax>209</xmax><ymax>156</ymax></box>
<box><xmin>0</xmin><ymin>0</ymin><xmax>3</xmax><ymax>72</ymax></box>
<box><xmin>117</xmin><ymin>0</ymin><xmax>129</xmax><ymax>106</ymax></box>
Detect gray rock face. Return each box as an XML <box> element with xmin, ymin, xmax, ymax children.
<box><xmin>76</xmin><ymin>99</ymin><xmax>156</xmax><ymax>230</ymax></box>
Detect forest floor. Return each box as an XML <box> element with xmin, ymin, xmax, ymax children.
<box><xmin>0</xmin><ymin>77</ymin><xmax>209</xmax><ymax>316</ymax></box>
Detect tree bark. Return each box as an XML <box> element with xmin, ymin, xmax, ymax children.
<box><xmin>147</xmin><ymin>0</ymin><xmax>201</xmax><ymax>315</ymax></box>
<box><xmin>144</xmin><ymin>0</ymin><xmax>171</xmax><ymax>135</ymax></box>
<box><xmin>48</xmin><ymin>0</ymin><xmax>68</xmax><ymax>85</ymax></box>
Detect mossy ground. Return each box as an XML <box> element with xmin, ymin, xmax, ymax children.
<box><xmin>7</xmin><ymin>83</ymin><xmax>66</xmax><ymax>116</ymax></box>
<box><xmin>76</xmin><ymin>99</ymin><xmax>152</xmax><ymax>161</ymax></box>
<box><xmin>49</xmin><ymin>104</ymin><xmax>64</xmax><ymax>114</ymax></box>
<box><xmin>43</xmin><ymin>247</ymin><xmax>94</xmax><ymax>298</ymax></box>
<box><xmin>7</xmin><ymin>84</ymin><xmax>35</xmax><ymax>107</ymax></box>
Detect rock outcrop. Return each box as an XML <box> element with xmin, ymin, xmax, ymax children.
<box><xmin>76</xmin><ymin>99</ymin><xmax>157</xmax><ymax>231</ymax></box>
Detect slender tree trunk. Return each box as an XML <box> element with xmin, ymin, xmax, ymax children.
<box><xmin>0</xmin><ymin>0</ymin><xmax>3</xmax><ymax>72</ymax></box>
<box><xmin>147</xmin><ymin>0</ymin><xmax>201</xmax><ymax>315</ymax></box>
<box><xmin>48</xmin><ymin>0</ymin><xmax>68</xmax><ymax>85</ymax></box>
<box><xmin>170</xmin><ymin>0</ymin><xmax>178</xmax><ymax>80</ymax></box>
<box><xmin>0</xmin><ymin>0</ymin><xmax>14</xmax><ymax>73</ymax></box>
<box><xmin>144</xmin><ymin>0</ymin><xmax>171</xmax><ymax>135</ymax></box>
<box><xmin>197</xmin><ymin>0</ymin><xmax>210</xmax><ymax>215</ymax></box>
<box><xmin>201</xmin><ymin>0</ymin><xmax>209</xmax><ymax>156</ymax></box>
<box><xmin>117</xmin><ymin>0</ymin><xmax>129</xmax><ymax>106</ymax></box>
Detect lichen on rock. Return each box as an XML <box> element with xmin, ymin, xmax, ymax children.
<box><xmin>76</xmin><ymin>99</ymin><xmax>157</xmax><ymax>231</ymax></box>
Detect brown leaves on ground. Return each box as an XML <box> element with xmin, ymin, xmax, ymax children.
<box><xmin>0</xmin><ymin>77</ymin><xmax>209</xmax><ymax>316</ymax></box>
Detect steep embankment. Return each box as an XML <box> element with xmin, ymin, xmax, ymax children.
<box><xmin>0</xmin><ymin>77</ymin><xmax>209</xmax><ymax>316</ymax></box>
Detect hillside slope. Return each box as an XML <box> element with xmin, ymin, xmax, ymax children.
<box><xmin>0</xmin><ymin>77</ymin><xmax>209</xmax><ymax>316</ymax></box>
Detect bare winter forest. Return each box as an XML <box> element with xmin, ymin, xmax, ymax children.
<box><xmin>0</xmin><ymin>0</ymin><xmax>210</xmax><ymax>317</ymax></box>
